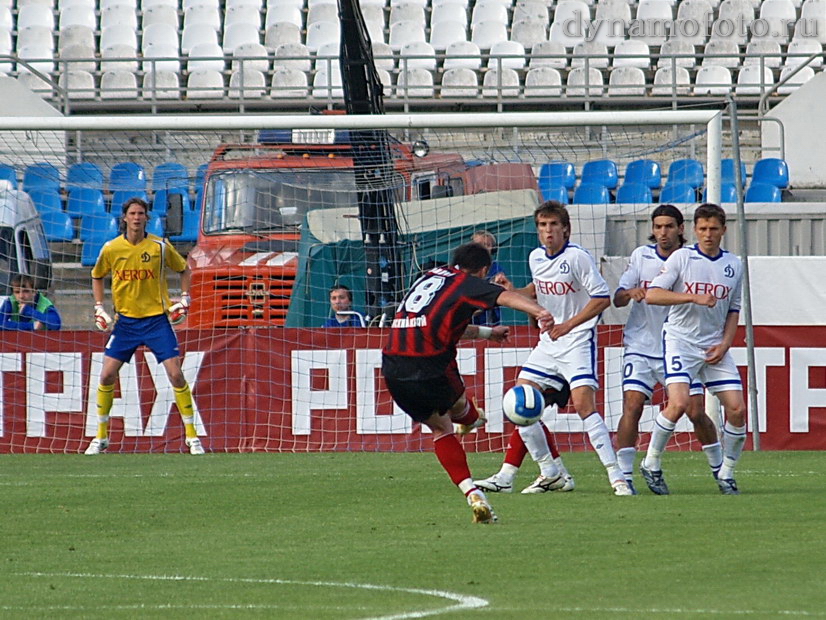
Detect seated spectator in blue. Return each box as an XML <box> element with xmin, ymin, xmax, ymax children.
<box><xmin>322</xmin><ymin>285</ymin><xmax>366</xmax><ymax>327</ymax></box>
<box><xmin>1</xmin><ymin>274</ymin><xmax>62</xmax><ymax>331</ymax></box>
<box><xmin>470</xmin><ymin>230</ymin><xmax>505</xmax><ymax>326</ymax></box>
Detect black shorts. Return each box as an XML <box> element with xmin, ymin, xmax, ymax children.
<box><xmin>383</xmin><ymin>362</ymin><xmax>465</xmax><ymax>423</ymax></box>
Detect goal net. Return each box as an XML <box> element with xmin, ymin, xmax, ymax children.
<box><xmin>0</xmin><ymin>110</ymin><xmax>726</xmax><ymax>455</ymax></box>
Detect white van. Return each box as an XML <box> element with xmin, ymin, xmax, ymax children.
<box><xmin>0</xmin><ymin>180</ymin><xmax>52</xmax><ymax>295</ymax></box>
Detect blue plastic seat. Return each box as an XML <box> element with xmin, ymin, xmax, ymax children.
<box><xmin>66</xmin><ymin>188</ymin><xmax>106</xmax><ymax>219</ymax></box>
<box><xmin>751</xmin><ymin>158</ymin><xmax>789</xmax><ymax>189</ymax></box>
<box><xmin>28</xmin><ymin>189</ymin><xmax>63</xmax><ymax>214</ymax></box>
<box><xmin>195</xmin><ymin>163</ymin><xmax>209</xmax><ymax>190</ymax></box>
<box><xmin>721</xmin><ymin>158</ymin><xmax>747</xmax><ymax>188</ymax></box>
<box><xmin>23</xmin><ymin>162</ymin><xmax>61</xmax><ymax>193</ymax></box>
<box><xmin>624</xmin><ymin>159</ymin><xmax>662</xmax><ymax>189</ymax></box>
<box><xmin>538</xmin><ymin>162</ymin><xmax>576</xmax><ymax>197</ymax></box>
<box><xmin>616</xmin><ymin>182</ymin><xmax>653</xmax><ymax>204</ymax></box>
<box><xmin>573</xmin><ymin>182</ymin><xmax>611</xmax><ymax>204</ymax></box>
<box><xmin>80</xmin><ymin>212</ymin><xmax>118</xmax><ymax>243</ymax></box>
<box><xmin>152</xmin><ymin>188</ymin><xmax>191</xmax><ymax>216</ymax></box>
<box><xmin>81</xmin><ymin>239</ymin><xmax>107</xmax><ymax>266</ymax></box>
<box><xmin>667</xmin><ymin>158</ymin><xmax>704</xmax><ymax>188</ymax></box>
<box><xmin>152</xmin><ymin>162</ymin><xmax>190</xmax><ymax>192</ymax></box>
<box><xmin>170</xmin><ymin>207</ymin><xmax>200</xmax><ymax>242</ymax></box>
<box><xmin>110</xmin><ymin>189</ymin><xmax>150</xmax><ymax>212</ymax></box>
<box><xmin>66</xmin><ymin>162</ymin><xmax>104</xmax><ymax>191</ymax></box>
<box><xmin>745</xmin><ymin>182</ymin><xmax>782</xmax><ymax>202</ymax></box>
<box><xmin>581</xmin><ymin>159</ymin><xmax>619</xmax><ymax>189</ymax></box>
<box><xmin>109</xmin><ymin>162</ymin><xmax>147</xmax><ymax>192</ymax></box>
<box><xmin>41</xmin><ymin>210</ymin><xmax>75</xmax><ymax>242</ymax></box>
<box><xmin>0</xmin><ymin>163</ymin><xmax>18</xmax><ymax>188</ymax></box>
<box><xmin>538</xmin><ymin>184</ymin><xmax>569</xmax><ymax>204</ymax></box>
<box><xmin>659</xmin><ymin>182</ymin><xmax>696</xmax><ymax>203</ymax></box>
<box><xmin>703</xmin><ymin>183</ymin><xmax>738</xmax><ymax>203</ymax></box>
<box><xmin>146</xmin><ymin>216</ymin><xmax>165</xmax><ymax>236</ymax></box>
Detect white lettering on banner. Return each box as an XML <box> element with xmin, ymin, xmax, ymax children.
<box><xmin>483</xmin><ymin>347</ymin><xmax>531</xmax><ymax>433</ymax></box>
<box><xmin>790</xmin><ymin>348</ymin><xmax>826</xmax><ymax>433</ymax></box>
<box><xmin>291</xmin><ymin>349</ymin><xmax>348</xmax><ymax>435</ymax></box>
<box><xmin>84</xmin><ymin>352</ymin><xmax>206</xmax><ymax>437</ymax></box>
<box><xmin>27</xmin><ymin>353</ymin><xmax>84</xmax><ymax>437</ymax></box>
<box><xmin>356</xmin><ymin>349</ymin><xmax>410</xmax><ymax>434</ymax></box>
<box><xmin>0</xmin><ymin>353</ymin><xmax>23</xmax><ymax>436</ymax></box>
<box><xmin>729</xmin><ymin>347</ymin><xmax>786</xmax><ymax>432</ymax></box>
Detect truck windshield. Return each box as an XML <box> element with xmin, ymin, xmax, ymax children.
<box><xmin>203</xmin><ymin>169</ymin><xmax>362</xmax><ymax>234</ymax></box>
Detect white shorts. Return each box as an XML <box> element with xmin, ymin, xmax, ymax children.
<box><xmin>518</xmin><ymin>329</ymin><xmax>597</xmax><ymax>391</ymax></box>
<box><xmin>622</xmin><ymin>352</ymin><xmax>704</xmax><ymax>400</ymax></box>
<box><xmin>663</xmin><ymin>337</ymin><xmax>742</xmax><ymax>394</ymax></box>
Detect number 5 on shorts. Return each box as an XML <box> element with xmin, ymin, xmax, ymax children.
<box><xmin>669</xmin><ymin>355</ymin><xmax>683</xmax><ymax>372</ymax></box>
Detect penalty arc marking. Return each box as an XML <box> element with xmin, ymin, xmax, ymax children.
<box><xmin>17</xmin><ymin>572</ymin><xmax>489</xmax><ymax>619</ymax></box>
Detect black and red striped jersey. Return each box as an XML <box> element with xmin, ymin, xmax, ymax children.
<box><xmin>382</xmin><ymin>266</ymin><xmax>503</xmax><ymax>379</ymax></box>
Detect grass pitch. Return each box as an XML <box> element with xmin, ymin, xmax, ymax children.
<box><xmin>1</xmin><ymin>451</ymin><xmax>824</xmax><ymax>619</ymax></box>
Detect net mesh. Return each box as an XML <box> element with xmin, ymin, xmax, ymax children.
<box><xmin>0</xmin><ymin>114</ymin><xmax>719</xmax><ymax>454</ymax></box>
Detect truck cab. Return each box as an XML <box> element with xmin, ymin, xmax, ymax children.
<box><xmin>0</xmin><ymin>180</ymin><xmax>52</xmax><ymax>296</ymax></box>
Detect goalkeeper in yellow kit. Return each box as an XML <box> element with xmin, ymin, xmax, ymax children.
<box><xmin>85</xmin><ymin>197</ymin><xmax>204</xmax><ymax>455</ymax></box>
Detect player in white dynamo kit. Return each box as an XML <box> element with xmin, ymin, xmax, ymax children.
<box><xmin>477</xmin><ymin>201</ymin><xmax>633</xmax><ymax>496</ymax></box>
<box><xmin>613</xmin><ymin>205</ymin><xmax>720</xmax><ymax>495</ymax></box>
<box><xmin>641</xmin><ymin>203</ymin><xmax>747</xmax><ymax>495</ymax></box>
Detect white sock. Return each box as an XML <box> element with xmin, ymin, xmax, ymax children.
<box><xmin>719</xmin><ymin>422</ymin><xmax>747</xmax><ymax>480</ymax></box>
<box><xmin>583</xmin><ymin>413</ymin><xmax>624</xmax><ymax>485</ymax></box>
<box><xmin>496</xmin><ymin>463</ymin><xmax>520</xmax><ymax>484</ymax></box>
<box><xmin>518</xmin><ymin>423</ymin><xmax>560</xmax><ymax>479</ymax></box>
<box><xmin>553</xmin><ymin>456</ymin><xmax>570</xmax><ymax>477</ymax></box>
<box><xmin>617</xmin><ymin>447</ymin><xmax>636</xmax><ymax>482</ymax></box>
<box><xmin>643</xmin><ymin>413</ymin><xmax>676</xmax><ymax>471</ymax></box>
<box><xmin>702</xmin><ymin>442</ymin><xmax>723</xmax><ymax>478</ymax></box>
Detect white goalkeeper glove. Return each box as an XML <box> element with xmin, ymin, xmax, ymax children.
<box><xmin>94</xmin><ymin>303</ymin><xmax>113</xmax><ymax>332</ymax></box>
<box><xmin>169</xmin><ymin>293</ymin><xmax>190</xmax><ymax>325</ymax></box>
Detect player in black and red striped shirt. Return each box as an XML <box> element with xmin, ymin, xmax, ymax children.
<box><xmin>382</xmin><ymin>242</ymin><xmax>554</xmax><ymax>524</ymax></box>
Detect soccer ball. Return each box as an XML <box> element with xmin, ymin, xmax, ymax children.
<box><xmin>502</xmin><ymin>385</ymin><xmax>546</xmax><ymax>426</ymax></box>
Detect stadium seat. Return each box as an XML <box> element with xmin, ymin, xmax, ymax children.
<box><xmin>529</xmin><ymin>40</ymin><xmax>568</xmax><ymax>70</ymax></box>
<box><xmin>232</xmin><ymin>42</ymin><xmax>269</xmax><ymax>73</ymax></box>
<box><xmin>703</xmin><ymin>183</ymin><xmax>739</xmax><ymax>202</ymax></box>
<box><xmin>658</xmin><ymin>39</ymin><xmax>697</xmax><ymax>69</ymax></box>
<box><xmin>17</xmin><ymin>44</ymin><xmax>56</xmax><ymax>75</ymax></box>
<box><xmin>109</xmin><ymin>162</ymin><xmax>146</xmax><ymax>192</ymax></box>
<box><xmin>222</xmin><ymin>22</ymin><xmax>261</xmax><ymax>54</ymax></box>
<box><xmin>153</xmin><ymin>188</ymin><xmax>191</xmax><ymax>216</ymax></box>
<box><xmin>66</xmin><ymin>188</ymin><xmax>107</xmax><ymax>218</ymax></box>
<box><xmin>481</xmin><ymin>67</ymin><xmax>520</xmax><ymax>97</ymax></box>
<box><xmin>676</xmin><ymin>0</ymin><xmax>714</xmax><ymax>27</ymax></box>
<box><xmin>59</xmin><ymin>5</ymin><xmax>96</xmax><ymax>32</ymax></box>
<box><xmin>694</xmin><ymin>65</ymin><xmax>733</xmax><ymax>95</ymax></box>
<box><xmin>744</xmin><ymin>40</ymin><xmax>782</xmax><ymax>69</ymax></box>
<box><xmin>616</xmin><ymin>182</ymin><xmax>653</xmax><ymax>204</ymax></box>
<box><xmin>100</xmin><ymin>4</ymin><xmax>138</xmax><ymax>31</ymax></box>
<box><xmin>752</xmin><ymin>158</ymin><xmax>790</xmax><ymax>188</ymax></box>
<box><xmin>487</xmin><ymin>40</ymin><xmax>526</xmax><ymax>70</ymax></box>
<box><xmin>524</xmin><ymin>67</ymin><xmax>563</xmax><ymax>96</ymax></box>
<box><xmin>195</xmin><ymin>162</ymin><xmax>209</xmax><ymax>191</ymax></box>
<box><xmin>110</xmin><ymin>189</ymin><xmax>149</xmax><ymax>211</ymax></box>
<box><xmin>471</xmin><ymin>20</ymin><xmax>508</xmax><ymax>50</ymax></box>
<box><xmin>571</xmin><ymin>41</ymin><xmax>609</xmax><ymax>69</ymax></box>
<box><xmin>0</xmin><ymin>163</ymin><xmax>17</xmax><ymax>188</ymax></box>
<box><xmin>363</xmin><ymin>8</ymin><xmax>386</xmax><ymax>43</ymax></box>
<box><xmin>307</xmin><ymin>2</ymin><xmax>338</xmax><ymax>26</ymax></box>
<box><xmin>539</xmin><ymin>184</ymin><xmax>570</xmax><ymax>204</ymax></box>
<box><xmin>471</xmin><ymin>1</ymin><xmax>508</xmax><ymax>25</ymax></box>
<box><xmin>170</xmin><ymin>206</ymin><xmax>200</xmax><ymax>242</ymax></box>
<box><xmin>440</xmin><ymin>67</ymin><xmax>479</xmax><ymax>97</ymax></box>
<box><xmin>398</xmin><ymin>41</ymin><xmax>437</xmax><ymax>72</ymax></box>
<box><xmin>59</xmin><ymin>25</ymin><xmax>95</xmax><ymax>55</ymax></box>
<box><xmin>312</xmin><ymin>68</ymin><xmax>344</xmax><ymax>99</ymax></box>
<box><xmin>187</xmin><ymin>42</ymin><xmax>225</xmax><ymax>72</ymax></box>
<box><xmin>510</xmin><ymin>19</ymin><xmax>548</xmax><ymax>51</ymax></box>
<box><xmin>265</xmin><ymin>22</ymin><xmax>302</xmax><ymax>50</ymax></box>
<box><xmin>390</xmin><ymin>20</ymin><xmax>427</xmax><ymax>51</ymax></box>
<box><xmin>390</xmin><ymin>2</ymin><xmax>425</xmax><ymax>26</ymax></box>
<box><xmin>17</xmin><ymin>4</ymin><xmax>55</xmax><ymax>31</ymax></box>
<box><xmin>581</xmin><ymin>159</ymin><xmax>619</xmax><ymax>189</ymax></box>
<box><xmin>58</xmin><ymin>69</ymin><xmax>96</xmax><ymax>99</ymax></box>
<box><xmin>625</xmin><ymin>159</ymin><xmax>662</xmax><ymax>189</ymax></box>
<box><xmin>99</xmin><ymin>70</ymin><xmax>139</xmax><ymax>99</ymax></box>
<box><xmin>187</xmin><ymin>69</ymin><xmax>225</xmax><ymax>98</ymax></box>
<box><xmin>659</xmin><ymin>182</ymin><xmax>697</xmax><ymax>203</ymax></box>
<box><xmin>612</xmin><ymin>40</ymin><xmax>651</xmax><ymax>69</ymax></box>
<box><xmin>313</xmin><ymin>42</ymin><xmax>340</xmax><ymax>77</ymax></box>
<box><xmin>784</xmin><ymin>38</ymin><xmax>823</xmax><ymax>69</ymax></box>
<box><xmin>745</xmin><ymin>182</ymin><xmax>782</xmax><ymax>202</ymax></box>
<box><xmin>41</xmin><ymin>210</ymin><xmax>75</xmax><ymax>242</ymax></box>
<box><xmin>397</xmin><ymin>68</ymin><xmax>435</xmax><ymax>98</ymax></box>
<box><xmin>184</xmin><ymin>4</ymin><xmax>221</xmax><ymax>31</ymax></box>
<box><xmin>306</xmin><ymin>21</ymin><xmax>340</xmax><ymax>52</ymax></box>
<box><xmin>273</xmin><ymin>42</ymin><xmax>311</xmax><ymax>72</ymax></box>
<box><xmin>633</xmin><ymin>0</ymin><xmax>673</xmax><ymax>45</ymax></box>
<box><xmin>100</xmin><ymin>25</ymin><xmax>139</xmax><ymax>54</ymax></box>
<box><xmin>79</xmin><ymin>212</ymin><xmax>118</xmax><ymax>242</ymax></box>
<box><xmin>16</xmin><ymin>26</ymin><xmax>55</xmax><ymax>54</ymax></box>
<box><xmin>443</xmin><ymin>40</ymin><xmax>482</xmax><ymax>70</ymax></box>
<box><xmin>668</xmin><ymin>158</ymin><xmax>704</xmax><ymax>188</ymax></box>
<box><xmin>142</xmin><ymin>70</ymin><xmax>181</xmax><ymax>99</ymax></box>
<box><xmin>431</xmin><ymin>2</ymin><xmax>468</xmax><ymax>27</ymax></box>
<box><xmin>777</xmin><ymin>65</ymin><xmax>816</xmax><ymax>94</ymax></box>
<box><xmin>735</xmin><ymin>65</ymin><xmax>775</xmax><ymax>95</ymax></box>
<box><xmin>566</xmin><ymin>66</ymin><xmax>604</xmax><ymax>96</ymax></box>
<box><xmin>371</xmin><ymin>42</ymin><xmax>395</xmax><ymax>72</ymax></box>
<box><xmin>182</xmin><ymin>24</ymin><xmax>220</xmax><ymax>55</ymax></box>
<box><xmin>153</xmin><ymin>162</ymin><xmax>189</xmax><ymax>192</ymax></box>
<box><xmin>721</xmin><ymin>158</ymin><xmax>748</xmax><ymax>188</ymax></box>
<box><xmin>81</xmin><ymin>238</ymin><xmax>106</xmax><ymax>266</ymax></box>
<box><xmin>229</xmin><ymin>68</ymin><xmax>267</xmax><ymax>98</ymax></box>
<box><xmin>23</xmin><ymin>163</ymin><xmax>61</xmax><ymax>194</ymax></box>
<box><xmin>607</xmin><ymin>66</ymin><xmax>646</xmax><ymax>96</ymax></box>
<box><xmin>28</xmin><ymin>189</ymin><xmax>63</xmax><ymax>214</ymax></box>
<box><xmin>271</xmin><ymin>67</ymin><xmax>308</xmax><ymax>97</ymax></box>
<box><xmin>146</xmin><ymin>216</ymin><xmax>165</xmax><ymax>236</ymax></box>
<box><xmin>17</xmin><ymin>72</ymin><xmax>54</xmax><ymax>96</ymax></box>
<box><xmin>539</xmin><ymin>161</ymin><xmax>577</xmax><ymax>192</ymax></box>
<box><xmin>225</xmin><ymin>4</ymin><xmax>262</xmax><ymax>31</ymax></box>
<box><xmin>573</xmin><ymin>182</ymin><xmax>611</xmax><ymax>204</ymax></box>
<box><xmin>67</xmin><ymin>162</ymin><xmax>104</xmax><ymax>191</ymax></box>
<box><xmin>143</xmin><ymin>4</ymin><xmax>179</xmax><ymax>30</ymax></box>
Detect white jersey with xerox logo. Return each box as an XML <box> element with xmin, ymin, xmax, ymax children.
<box><xmin>648</xmin><ymin>244</ymin><xmax>743</xmax><ymax>349</ymax></box>
<box><xmin>530</xmin><ymin>241</ymin><xmax>609</xmax><ymax>342</ymax></box>
<box><xmin>616</xmin><ymin>244</ymin><xmax>671</xmax><ymax>358</ymax></box>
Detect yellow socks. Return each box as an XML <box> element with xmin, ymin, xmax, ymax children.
<box><xmin>174</xmin><ymin>383</ymin><xmax>198</xmax><ymax>439</ymax></box>
<box><xmin>95</xmin><ymin>383</ymin><xmax>114</xmax><ymax>440</ymax></box>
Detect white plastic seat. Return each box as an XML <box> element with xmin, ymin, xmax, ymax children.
<box><xmin>183</xmin><ymin>0</ymin><xmax>219</xmax><ymax>8</ymax></box>
<box><xmin>513</xmin><ymin>1</ymin><xmax>550</xmax><ymax>23</ymax></box>
<box><xmin>608</xmin><ymin>65</ymin><xmax>646</xmax><ymax>95</ymax></box>
<box><xmin>397</xmin><ymin>67</ymin><xmax>434</xmax><ymax>97</ymax></box>
<box><xmin>142</xmin><ymin>42</ymin><xmax>181</xmax><ymax>72</ymax></box>
<box><xmin>751</xmin><ymin>17</ymin><xmax>793</xmax><ymax>44</ymax></box>
<box><xmin>17</xmin><ymin>4</ymin><xmax>55</xmax><ymax>31</ymax></box>
<box><xmin>548</xmin><ymin>20</ymin><xmax>585</xmax><ymax>49</ymax></box>
<box><xmin>228</xmin><ymin>68</ymin><xmax>266</xmax><ymax>97</ymax></box>
<box><xmin>784</xmin><ymin>38</ymin><xmax>823</xmax><ymax>68</ymax></box>
<box><xmin>571</xmin><ymin>41</ymin><xmax>609</xmax><ymax>69</ymax></box>
<box><xmin>702</xmin><ymin>39</ymin><xmax>741</xmax><ymax>68</ymax></box>
<box><xmin>652</xmin><ymin>65</ymin><xmax>691</xmax><ymax>94</ymax></box>
<box><xmin>390</xmin><ymin>0</ymin><xmax>426</xmax><ymax>6</ymax></box>
<box><xmin>58</xmin><ymin>24</ymin><xmax>94</xmax><ymax>52</ymax></box>
<box><xmin>61</xmin><ymin>0</ymin><xmax>96</xmax><ymax>9</ymax></box>
<box><xmin>735</xmin><ymin>64</ymin><xmax>774</xmax><ymax>94</ymax></box>
<box><xmin>777</xmin><ymin>64</ymin><xmax>815</xmax><ymax>93</ymax></box>
<box><xmin>487</xmin><ymin>40</ymin><xmax>526</xmax><ymax>70</ymax></box>
<box><xmin>693</xmin><ymin>65</ymin><xmax>732</xmax><ymax>94</ymax></box>
<box><xmin>676</xmin><ymin>0</ymin><xmax>713</xmax><ymax>23</ymax></box>
<box><xmin>632</xmin><ymin>0</ymin><xmax>673</xmax><ymax>45</ymax></box>
<box><xmin>440</xmin><ymin>66</ymin><xmax>478</xmax><ymax>97</ymax></box>
<box><xmin>707</xmin><ymin>18</ymin><xmax>747</xmax><ymax>46</ymax></box>
<box><xmin>187</xmin><ymin>69</ymin><xmax>225</xmax><ymax>99</ymax></box>
<box><xmin>265</xmin><ymin>4</ymin><xmax>302</xmax><ymax>29</ymax></box>
<box><xmin>182</xmin><ymin>23</ymin><xmax>220</xmax><ymax>54</ymax></box>
<box><xmin>59</xmin><ymin>5</ymin><xmax>97</xmax><ymax>30</ymax></box>
<box><xmin>100</xmin><ymin>4</ymin><xmax>138</xmax><ymax>31</ymax></box>
<box><xmin>59</xmin><ymin>43</ymin><xmax>97</xmax><ymax>73</ymax></box>
<box><xmin>744</xmin><ymin>40</ymin><xmax>782</xmax><ymax>68</ymax></box>
<box><xmin>265</xmin><ymin>22</ymin><xmax>302</xmax><ymax>49</ymax></box>
<box><xmin>141</xmin><ymin>0</ymin><xmax>177</xmax><ymax>9</ymax></box>
<box><xmin>101</xmin><ymin>24</ymin><xmax>138</xmax><ymax>53</ymax></box>
<box><xmin>225</xmin><ymin>5</ymin><xmax>262</xmax><ymax>30</ymax></box>
<box><xmin>222</xmin><ymin>22</ymin><xmax>261</xmax><ymax>53</ymax></box>
<box><xmin>184</xmin><ymin>4</ymin><xmax>222</xmax><ymax>31</ymax></box>
<box><xmin>443</xmin><ymin>40</ymin><xmax>482</xmax><ymax>70</ymax></box>
<box><xmin>364</xmin><ymin>14</ymin><xmax>385</xmax><ymax>44</ymax></box>
<box><xmin>658</xmin><ymin>39</ymin><xmax>695</xmax><ymax>68</ymax></box>
<box><xmin>100</xmin><ymin>70</ymin><xmax>139</xmax><ymax>99</ymax></box>
<box><xmin>313</xmin><ymin>41</ymin><xmax>340</xmax><ymax>76</ymax></box>
<box><xmin>510</xmin><ymin>19</ymin><xmax>547</xmax><ymax>52</ymax></box>
<box><xmin>429</xmin><ymin>20</ymin><xmax>468</xmax><ymax>51</ymax></box>
<box><xmin>16</xmin><ymin>26</ymin><xmax>55</xmax><ymax>53</ymax></box>
<box><xmin>612</xmin><ymin>39</ymin><xmax>650</xmax><ymax>68</ymax></box>
<box><xmin>270</xmin><ymin>67</ymin><xmax>308</xmax><ymax>97</ymax></box>
<box><xmin>529</xmin><ymin>40</ymin><xmax>567</xmax><ymax>69</ymax></box>
<box><xmin>58</xmin><ymin>69</ymin><xmax>96</xmax><ymax>99</ymax></box>
<box><xmin>553</xmin><ymin>0</ymin><xmax>591</xmax><ymax>24</ymax></box>
<box><xmin>18</xmin><ymin>72</ymin><xmax>54</xmax><ymax>96</ymax></box>
<box><xmin>760</xmin><ymin>0</ymin><xmax>796</xmax><ymax>20</ymax></box>
<box><xmin>232</xmin><ymin>41</ymin><xmax>269</xmax><ymax>73</ymax></box>
<box><xmin>0</xmin><ymin>31</ymin><xmax>11</xmax><ymax>72</ymax></box>
<box><xmin>566</xmin><ymin>66</ymin><xmax>604</xmax><ymax>96</ymax></box>
<box><xmin>431</xmin><ymin>2</ymin><xmax>468</xmax><ymax>26</ymax></box>
<box><xmin>481</xmin><ymin>67</ymin><xmax>520</xmax><ymax>96</ymax></box>
<box><xmin>187</xmin><ymin>42</ymin><xmax>225</xmax><ymax>71</ymax></box>
<box><xmin>306</xmin><ymin>21</ymin><xmax>339</xmax><ymax>52</ymax></box>
<box><xmin>471</xmin><ymin>1</ymin><xmax>508</xmax><ymax>25</ymax></box>
<box><xmin>311</xmin><ymin>68</ymin><xmax>344</xmax><ymax>99</ymax></box>
<box><xmin>524</xmin><ymin>66</ymin><xmax>563</xmax><ymax>96</ymax></box>
<box><xmin>471</xmin><ymin>20</ymin><xmax>508</xmax><ymax>50</ymax></box>
<box><xmin>101</xmin><ymin>43</ymin><xmax>139</xmax><ymax>72</ymax></box>
<box><xmin>717</xmin><ymin>0</ymin><xmax>755</xmax><ymax>24</ymax></box>
<box><xmin>0</xmin><ymin>7</ymin><xmax>9</xmax><ymax>30</ymax></box>
<box><xmin>398</xmin><ymin>40</ymin><xmax>437</xmax><ymax>71</ymax></box>
<box><xmin>389</xmin><ymin>2</ymin><xmax>425</xmax><ymax>26</ymax></box>
<box><xmin>307</xmin><ymin>3</ymin><xmax>338</xmax><ymax>26</ymax></box>
<box><xmin>372</xmin><ymin>41</ymin><xmax>395</xmax><ymax>71</ymax></box>
<box><xmin>226</xmin><ymin>0</ymin><xmax>262</xmax><ymax>8</ymax></box>
<box><xmin>272</xmin><ymin>41</ymin><xmax>310</xmax><ymax>71</ymax></box>
<box><xmin>17</xmin><ymin>45</ymin><xmax>56</xmax><ymax>74</ymax></box>
<box><xmin>143</xmin><ymin>5</ymin><xmax>179</xmax><ymax>30</ymax></box>
<box><xmin>389</xmin><ymin>20</ymin><xmax>426</xmax><ymax>51</ymax></box>
<box><xmin>361</xmin><ymin>4</ymin><xmax>385</xmax><ymax>27</ymax></box>
<box><xmin>670</xmin><ymin>18</ymin><xmax>708</xmax><ymax>46</ymax></box>
<box><xmin>793</xmin><ymin>16</ymin><xmax>826</xmax><ymax>44</ymax></box>
<box><xmin>142</xmin><ymin>23</ymin><xmax>180</xmax><ymax>54</ymax></box>
<box><xmin>594</xmin><ymin>0</ymin><xmax>631</xmax><ymax>24</ymax></box>
<box><xmin>801</xmin><ymin>0</ymin><xmax>826</xmax><ymax>19</ymax></box>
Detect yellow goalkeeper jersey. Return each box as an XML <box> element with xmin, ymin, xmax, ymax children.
<box><xmin>91</xmin><ymin>233</ymin><xmax>187</xmax><ymax>318</ymax></box>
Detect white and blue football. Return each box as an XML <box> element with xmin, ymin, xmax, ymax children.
<box><xmin>502</xmin><ymin>385</ymin><xmax>545</xmax><ymax>426</ymax></box>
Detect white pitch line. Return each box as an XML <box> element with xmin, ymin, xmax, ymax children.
<box><xmin>17</xmin><ymin>572</ymin><xmax>488</xmax><ymax>620</ymax></box>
